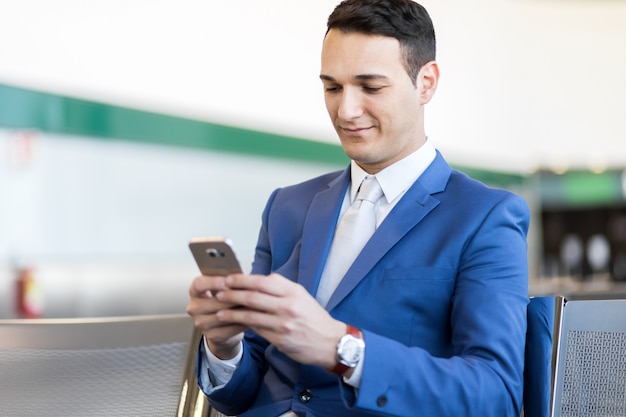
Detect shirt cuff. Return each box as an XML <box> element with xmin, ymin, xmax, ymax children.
<box><xmin>342</xmin><ymin>352</ymin><xmax>364</xmax><ymax>388</ymax></box>
<box><xmin>203</xmin><ymin>336</ymin><xmax>243</xmax><ymax>387</ymax></box>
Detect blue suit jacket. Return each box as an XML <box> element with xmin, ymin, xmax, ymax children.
<box><xmin>202</xmin><ymin>152</ymin><xmax>530</xmax><ymax>417</ymax></box>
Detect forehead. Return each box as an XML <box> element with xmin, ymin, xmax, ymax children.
<box><xmin>321</xmin><ymin>29</ymin><xmax>405</xmax><ymax>79</ymax></box>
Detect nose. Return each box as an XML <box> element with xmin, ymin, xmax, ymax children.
<box><xmin>337</xmin><ymin>88</ymin><xmax>363</xmax><ymax>120</ymax></box>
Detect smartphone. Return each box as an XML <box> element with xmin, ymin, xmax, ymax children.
<box><xmin>189</xmin><ymin>237</ymin><xmax>242</xmax><ymax>276</ymax></box>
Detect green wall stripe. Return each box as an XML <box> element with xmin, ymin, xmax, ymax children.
<box><xmin>0</xmin><ymin>82</ymin><xmax>527</xmax><ymax>187</ymax></box>
<box><xmin>0</xmin><ymin>83</ymin><xmax>349</xmax><ymax>166</ymax></box>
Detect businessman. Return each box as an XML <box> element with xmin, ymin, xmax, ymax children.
<box><xmin>187</xmin><ymin>0</ymin><xmax>530</xmax><ymax>416</ymax></box>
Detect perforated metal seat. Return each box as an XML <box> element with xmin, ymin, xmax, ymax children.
<box><xmin>524</xmin><ymin>296</ymin><xmax>626</xmax><ymax>417</ymax></box>
<box><xmin>553</xmin><ymin>299</ymin><xmax>626</xmax><ymax>417</ymax></box>
<box><xmin>0</xmin><ymin>314</ymin><xmax>210</xmax><ymax>417</ymax></box>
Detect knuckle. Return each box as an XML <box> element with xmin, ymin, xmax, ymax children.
<box><xmin>282</xmin><ymin>300</ymin><xmax>299</xmax><ymax>317</ymax></box>
<box><xmin>186</xmin><ymin>299</ymin><xmax>200</xmax><ymax>315</ymax></box>
<box><xmin>241</xmin><ymin>310</ymin><xmax>255</xmax><ymax>324</ymax></box>
<box><xmin>279</xmin><ymin>320</ymin><xmax>295</xmax><ymax>335</ymax></box>
<box><xmin>185</xmin><ymin>304</ymin><xmax>194</xmax><ymax>316</ymax></box>
<box><xmin>244</xmin><ymin>291</ymin><xmax>260</xmax><ymax>306</ymax></box>
<box><xmin>189</xmin><ymin>276</ymin><xmax>204</xmax><ymax>296</ymax></box>
<box><xmin>188</xmin><ymin>283</ymin><xmax>197</xmax><ymax>297</ymax></box>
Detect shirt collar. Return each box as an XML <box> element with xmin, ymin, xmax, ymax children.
<box><xmin>349</xmin><ymin>139</ymin><xmax>437</xmax><ymax>204</ymax></box>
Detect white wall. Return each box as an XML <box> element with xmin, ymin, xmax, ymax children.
<box><xmin>1</xmin><ymin>0</ymin><xmax>625</xmax><ymax>172</ymax></box>
<box><xmin>0</xmin><ymin>129</ymin><xmax>343</xmax><ymax>318</ymax></box>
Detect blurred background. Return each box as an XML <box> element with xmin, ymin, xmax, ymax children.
<box><xmin>1</xmin><ymin>0</ymin><xmax>625</xmax><ymax>318</ymax></box>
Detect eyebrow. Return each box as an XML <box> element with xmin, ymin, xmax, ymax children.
<box><xmin>319</xmin><ymin>74</ymin><xmax>390</xmax><ymax>82</ymax></box>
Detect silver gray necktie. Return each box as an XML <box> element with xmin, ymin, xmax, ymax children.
<box><xmin>316</xmin><ymin>176</ymin><xmax>384</xmax><ymax>307</ymax></box>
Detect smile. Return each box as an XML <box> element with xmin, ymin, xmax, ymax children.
<box><xmin>341</xmin><ymin>126</ymin><xmax>373</xmax><ymax>134</ymax></box>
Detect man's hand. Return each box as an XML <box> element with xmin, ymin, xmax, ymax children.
<box><xmin>186</xmin><ymin>275</ymin><xmax>246</xmax><ymax>360</ymax></box>
<box><xmin>212</xmin><ymin>273</ymin><xmax>346</xmax><ymax>370</ymax></box>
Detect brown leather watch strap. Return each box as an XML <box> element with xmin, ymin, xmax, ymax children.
<box><xmin>328</xmin><ymin>324</ymin><xmax>362</xmax><ymax>375</ymax></box>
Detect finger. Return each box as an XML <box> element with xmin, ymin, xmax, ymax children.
<box><xmin>216</xmin><ymin>287</ymin><xmax>281</xmax><ymax>313</ymax></box>
<box><xmin>187</xmin><ymin>299</ymin><xmax>249</xmax><ymax>337</ymax></box>
<box><xmin>216</xmin><ymin>306</ymin><xmax>285</xmax><ymax>331</ymax></box>
<box><xmin>225</xmin><ymin>273</ymin><xmax>289</xmax><ymax>297</ymax></box>
<box><xmin>189</xmin><ymin>275</ymin><xmax>228</xmax><ymax>297</ymax></box>
<box><xmin>187</xmin><ymin>293</ymin><xmax>242</xmax><ymax>318</ymax></box>
<box><xmin>193</xmin><ymin>312</ymin><xmax>246</xmax><ymax>334</ymax></box>
<box><xmin>201</xmin><ymin>321</ymin><xmax>247</xmax><ymax>346</ymax></box>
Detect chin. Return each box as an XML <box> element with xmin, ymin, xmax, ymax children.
<box><xmin>341</xmin><ymin>145</ymin><xmax>368</xmax><ymax>162</ymax></box>
<box><xmin>345</xmin><ymin>151</ymin><xmax>379</xmax><ymax>167</ymax></box>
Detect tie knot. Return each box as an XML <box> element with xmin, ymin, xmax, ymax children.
<box><xmin>357</xmin><ymin>176</ymin><xmax>383</xmax><ymax>204</ymax></box>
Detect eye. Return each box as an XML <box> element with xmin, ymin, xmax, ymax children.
<box><xmin>363</xmin><ymin>86</ymin><xmax>383</xmax><ymax>94</ymax></box>
<box><xmin>324</xmin><ymin>85</ymin><xmax>342</xmax><ymax>93</ymax></box>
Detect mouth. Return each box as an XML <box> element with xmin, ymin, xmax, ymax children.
<box><xmin>340</xmin><ymin>126</ymin><xmax>373</xmax><ymax>135</ymax></box>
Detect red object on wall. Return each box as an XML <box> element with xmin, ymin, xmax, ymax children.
<box><xmin>15</xmin><ymin>267</ymin><xmax>44</xmax><ymax>318</ymax></box>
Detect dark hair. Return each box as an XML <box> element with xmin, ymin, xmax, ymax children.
<box><xmin>326</xmin><ymin>0</ymin><xmax>436</xmax><ymax>85</ymax></box>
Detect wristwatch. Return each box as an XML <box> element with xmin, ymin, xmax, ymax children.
<box><xmin>328</xmin><ymin>325</ymin><xmax>364</xmax><ymax>375</ymax></box>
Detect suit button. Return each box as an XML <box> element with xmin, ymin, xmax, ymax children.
<box><xmin>298</xmin><ymin>389</ymin><xmax>313</xmax><ymax>403</ymax></box>
<box><xmin>377</xmin><ymin>395</ymin><xmax>388</xmax><ymax>407</ymax></box>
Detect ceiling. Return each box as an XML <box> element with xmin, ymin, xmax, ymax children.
<box><xmin>1</xmin><ymin>0</ymin><xmax>625</xmax><ymax>173</ymax></box>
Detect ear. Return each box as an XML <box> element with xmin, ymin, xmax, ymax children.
<box><xmin>417</xmin><ymin>61</ymin><xmax>439</xmax><ymax>105</ymax></box>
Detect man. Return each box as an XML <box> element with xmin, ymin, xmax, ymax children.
<box><xmin>187</xmin><ymin>1</ymin><xmax>530</xmax><ymax>416</ymax></box>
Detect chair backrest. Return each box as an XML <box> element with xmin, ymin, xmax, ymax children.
<box><xmin>551</xmin><ymin>298</ymin><xmax>626</xmax><ymax>417</ymax></box>
<box><xmin>524</xmin><ymin>296</ymin><xmax>564</xmax><ymax>417</ymax></box>
<box><xmin>524</xmin><ymin>296</ymin><xmax>626</xmax><ymax>417</ymax></box>
<box><xmin>0</xmin><ymin>314</ymin><xmax>210</xmax><ymax>417</ymax></box>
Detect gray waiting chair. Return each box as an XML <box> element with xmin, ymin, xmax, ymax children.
<box><xmin>524</xmin><ymin>296</ymin><xmax>626</xmax><ymax>417</ymax></box>
<box><xmin>0</xmin><ymin>314</ymin><xmax>211</xmax><ymax>417</ymax></box>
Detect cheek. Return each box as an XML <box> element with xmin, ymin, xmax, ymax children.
<box><xmin>366</xmin><ymin>102</ymin><xmax>392</xmax><ymax>130</ymax></box>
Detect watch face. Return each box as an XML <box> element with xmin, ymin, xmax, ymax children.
<box><xmin>339</xmin><ymin>335</ymin><xmax>364</xmax><ymax>366</ymax></box>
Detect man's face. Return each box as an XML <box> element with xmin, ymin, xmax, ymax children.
<box><xmin>320</xmin><ymin>29</ymin><xmax>437</xmax><ymax>174</ymax></box>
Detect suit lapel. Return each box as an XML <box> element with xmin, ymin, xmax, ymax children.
<box><xmin>297</xmin><ymin>168</ymin><xmax>351</xmax><ymax>295</ymax></box>
<box><xmin>325</xmin><ymin>152</ymin><xmax>452</xmax><ymax>311</ymax></box>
